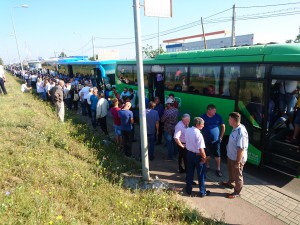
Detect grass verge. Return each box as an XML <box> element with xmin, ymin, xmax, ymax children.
<box><xmin>0</xmin><ymin>73</ymin><xmax>223</xmax><ymax>224</ymax></box>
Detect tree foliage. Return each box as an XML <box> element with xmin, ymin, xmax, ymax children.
<box><xmin>0</xmin><ymin>58</ymin><xmax>3</xmax><ymax>66</ymax></box>
<box><xmin>286</xmin><ymin>33</ymin><xmax>300</xmax><ymax>43</ymax></box>
<box><xmin>59</xmin><ymin>52</ymin><xmax>67</xmax><ymax>58</ymax></box>
<box><xmin>142</xmin><ymin>44</ymin><xmax>165</xmax><ymax>58</ymax></box>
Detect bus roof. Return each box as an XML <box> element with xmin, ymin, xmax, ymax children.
<box><xmin>117</xmin><ymin>44</ymin><xmax>300</xmax><ymax>65</ymax></box>
<box><xmin>58</xmin><ymin>59</ymin><xmax>116</xmax><ymax>65</ymax></box>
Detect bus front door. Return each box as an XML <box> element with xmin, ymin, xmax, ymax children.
<box><xmin>148</xmin><ymin>73</ymin><xmax>165</xmax><ymax>104</ymax></box>
<box><xmin>68</xmin><ymin>65</ymin><xmax>74</xmax><ymax>78</ymax></box>
<box><xmin>236</xmin><ymin>79</ymin><xmax>267</xmax><ymax>166</ymax></box>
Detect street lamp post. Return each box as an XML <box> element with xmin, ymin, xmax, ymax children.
<box><xmin>11</xmin><ymin>5</ymin><xmax>28</xmax><ymax>74</ymax></box>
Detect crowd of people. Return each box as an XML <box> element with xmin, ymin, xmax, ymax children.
<box><xmin>6</xmin><ymin>68</ymin><xmax>249</xmax><ymax>198</ymax></box>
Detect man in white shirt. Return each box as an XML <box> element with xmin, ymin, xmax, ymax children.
<box><xmin>222</xmin><ymin>112</ymin><xmax>248</xmax><ymax>199</ymax></box>
<box><xmin>185</xmin><ymin>117</ymin><xmax>209</xmax><ymax>197</ymax></box>
<box><xmin>79</xmin><ymin>81</ymin><xmax>91</xmax><ymax>116</ymax></box>
<box><xmin>21</xmin><ymin>81</ymin><xmax>32</xmax><ymax>93</ymax></box>
<box><xmin>174</xmin><ymin>114</ymin><xmax>190</xmax><ymax>173</ymax></box>
<box><xmin>86</xmin><ymin>87</ymin><xmax>94</xmax><ymax>118</ymax></box>
<box><xmin>96</xmin><ymin>92</ymin><xmax>109</xmax><ymax>135</ymax></box>
<box><xmin>0</xmin><ymin>65</ymin><xmax>7</xmax><ymax>95</ymax></box>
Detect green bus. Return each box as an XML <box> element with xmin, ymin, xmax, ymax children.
<box><xmin>116</xmin><ymin>44</ymin><xmax>300</xmax><ymax>178</ymax></box>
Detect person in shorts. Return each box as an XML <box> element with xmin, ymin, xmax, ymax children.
<box><xmin>201</xmin><ymin>104</ymin><xmax>225</xmax><ymax>177</ymax></box>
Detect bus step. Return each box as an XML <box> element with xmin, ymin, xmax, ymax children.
<box><xmin>266</xmin><ymin>153</ymin><xmax>300</xmax><ymax>176</ymax></box>
<box><xmin>271</xmin><ymin>140</ymin><xmax>300</xmax><ymax>160</ymax></box>
<box><xmin>261</xmin><ymin>164</ymin><xmax>297</xmax><ymax>177</ymax></box>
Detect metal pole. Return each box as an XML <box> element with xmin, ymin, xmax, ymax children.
<box><xmin>11</xmin><ymin>8</ymin><xmax>24</xmax><ymax>75</ymax></box>
<box><xmin>133</xmin><ymin>0</ymin><xmax>150</xmax><ymax>181</ymax></box>
<box><xmin>158</xmin><ymin>17</ymin><xmax>160</xmax><ymax>54</ymax></box>
<box><xmin>201</xmin><ymin>17</ymin><xmax>207</xmax><ymax>49</ymax></box>
<box><xmin>92</xmin><ymin>36</ymin><xmax>95</xmax><ymax>60</ymax></box>
<box><xmin>231</xmin><ymin>4</ymin><xmax>236</xmax><ymax>47</ymax></box>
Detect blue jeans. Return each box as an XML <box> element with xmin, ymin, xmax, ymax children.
<box><xmin>81</xmin><ymin>99</ymin><xmax>88</xmax><ymax>116</ymax></box>
<box><xmin>147</xmin><ymin>134</ymin><xmax>155</xmax><ymax>160</ymax></box>
<box><xmin>186</xmin><ymin>151</ymin><xmax>207</xmax><ymax>195</ymax></box>
<box><xmin>91</xmin><ymin>109</ymin><xmax>97</xmax><ymax>128</ymax></box>
<box><xmin>164</xmin><ymin>131</ymin><xmax>174</xmax><ymax>159</ymax></box>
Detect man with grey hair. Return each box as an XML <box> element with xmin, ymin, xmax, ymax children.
<box><xmin>185</xmin><ymin>117</ymin><xmax>209</xmax><ymax>197</ymax></box>
<box><xmin>174</xmin><ymin>113</ymin><xmax>190</xmax><ymax>173</ymax></box>
<box><xmin>53</xmin><ymin>80</ymin><xmax>65</xmax><ymax>122</ymax></box>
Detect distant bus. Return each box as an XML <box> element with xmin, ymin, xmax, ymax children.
<box><xmin>57</xmin><ymin>57</ymin><xmax>116</xmax><ymax>93</ymax></box>
<box><xmin>27</xmin><ymin>60</ymin><xmax>42</xmax><ymax>72</ymax></box>
<box><xmin>41</xmin><ymin>58</ymin><xmax>59</xmax><ymax>74</ymax></box>
<box><xmin>116</xmin><ymin>44</ymin><xmax>300</xmax><ymax>178</ymax></box>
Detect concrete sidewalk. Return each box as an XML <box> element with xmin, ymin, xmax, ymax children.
<box><xmin>84</xmin><ymin>113</ymin><xmax>300</xmax><ymax>225</ymax></box>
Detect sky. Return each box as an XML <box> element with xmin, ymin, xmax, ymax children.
<box><xmin>0</xmin><ymin>0</ymin><xmax>299</xmax><ymax>64</ymax></box>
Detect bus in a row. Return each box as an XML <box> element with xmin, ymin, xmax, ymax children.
<box><xmin>115</xmin><ymin>44</ymin><xmax>300</xmax><ymax>178</ymax></box>
<box><xmin>43</xmin><ymin>56</ymin><xmax>117</xmax><ymax>95</ymax></box>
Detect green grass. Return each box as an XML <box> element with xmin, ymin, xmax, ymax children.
<box><xmin>0</xmin><ymin>73</ymin><xmax>223</xmax><ymax>225</ymax></box>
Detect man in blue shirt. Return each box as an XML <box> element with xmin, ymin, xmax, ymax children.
<box><xmin>119</xmin><ymin>102</ymin><xmax>134</xmax><ymax>157</ymax></box>
<box><xmin>201</xmin><ymin>104</ymin><xmax>225</xmax><ymax>177</ymax></box>
<box><xmin>154</xmin><ymin>96</ymin><xmax>164</xmax><ymax>145</ymax></box>
<box><xmin>146</xmin><ymin>101</ymin><xmax>160</xmax><ymax>161</ymax></box>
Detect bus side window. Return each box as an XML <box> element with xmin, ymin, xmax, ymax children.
<box><xmin>223</xmin><ymin>65</ymin><xmax>239</xmax><ymax>97</ymax></box>
<box><xmin>165</xmin><ymin>66</ymin><xmax>188</xmax><ymax>92</ymax></box>
<box><xmin>117</xmin><ymin>65</ymin><xmax>133</xmax><ymax>84</ymax></box>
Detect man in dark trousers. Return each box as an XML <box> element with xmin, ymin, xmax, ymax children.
<box><xmin>119</xmin><ymin>102</ymin><xmax>134</xmax><ymax>157</ymax></box>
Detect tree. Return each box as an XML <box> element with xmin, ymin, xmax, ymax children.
<box><xmin>294</xmin><ymin>34</ymin><xmax>300</xmax><ymax>43</ymax></box>
<box><xmin>286</xmin><ymin>34</ymin><xmax>300</xmax><ymax>43</ymax></box>
<box><xmin>142</xmin><ymin>44</ymin><xmax>165</xmax><ymax>58</ymax></box>
<box><xmin>59</xmin><ymin>52</ymin><xmax>67</xmax><ymax>58</ymax></box>
<box><xmin>89</xmin><ymin>56</ymin><xmax>95</xmax><ymax>61</ymax></box>
<box><xmin>0</xmin><ymin>58</ymin><xmax>3</xmax><ymax>66</ymax></box>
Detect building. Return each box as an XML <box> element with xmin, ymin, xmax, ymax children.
<box><xmin>166</xmin><ymin>34</ymin><xmax>254</xmax><ymax>52</ymax></box>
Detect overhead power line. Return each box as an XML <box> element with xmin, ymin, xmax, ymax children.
<box><xmin>236</xmin><ymin>1</ymin><xmax>300</xmax><ymax>9</ymax></box>
<box><xmin>74</xmin><ymin>2</ymin><xmax>300</xmax><ymax>50</ymax></box>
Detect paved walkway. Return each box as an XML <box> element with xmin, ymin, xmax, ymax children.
<box><xmin>79</xmin><ymin>112</ymin><xmax>300</xmax><ymax>224</ymax></box>
<box><xmin>147</xmin><ymin>146</ymin><xmax>296</xmax><ymax>225</ymax></box>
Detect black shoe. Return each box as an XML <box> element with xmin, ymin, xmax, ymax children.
<box><xmin>216</xmin><ymin>170</ymin><xmax>223</xmax><ymax>177</ymax></box>
<box><xmin>221</xmin><ymin>181</ymin><xmax>234</xmax><ymax>189</ymax></box>
<box><xmin>192</xmin><ymin>181</ymin><xmax>197</xmax><ymax>185</ymax></box>
<box><xmin>200</xmin><ymin>190</ymin><xmax>211</xmax><ymax>198</ymax></box>
<box><xmin>179</xmin><ymin>169</ymin><xmax>186</xmax><ymax>173</ymax></box>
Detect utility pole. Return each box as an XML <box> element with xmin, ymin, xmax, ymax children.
<box><xmin>231</xmin><ymin>4</ymin><xmax>236</xmax><ymax>47</ymax></box>
<box><xmin>158</xmin><ymin>17</ymin><xmax>160</xmax><ymax>54</ymax></box>
<box><xmin>201</xmin><ymin>17</ymin><xmax>207</xmax><ymax>49</ymax></box>
<box><xmin>92</xmin><ymin>36</ymin><xmax>95</xmax><ymax>60</ymax></box>
<box><xmin>133</xmin><ymin>0</ymin><xmax>150</xmax><ymax>181</ymax></box>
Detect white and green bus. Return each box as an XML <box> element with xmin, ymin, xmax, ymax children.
<box><xmin>116</xmin><ymin>44</ymin><xmax>300</xmax><ymax>178</ymax></box>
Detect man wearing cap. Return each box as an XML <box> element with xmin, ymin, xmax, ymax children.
<box><xmin>174</xmin><ymin>114</ymin><xmax>190</xmax><ymax>173</ymax></box>
<box><xmin>161</xmin><ymin>98</ymin><xmax>178</xmax><ymax>160</ymax></box>
<box><xmin>185</xmin><ymin>117</ymin><xmax>209</xmax><ymax>197</ymax></box>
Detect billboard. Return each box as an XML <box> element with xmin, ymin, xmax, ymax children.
<box><xmin>144</xmin><ymin>0</ymin><xmax>172</xmax><ymax>18</ymax></box>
